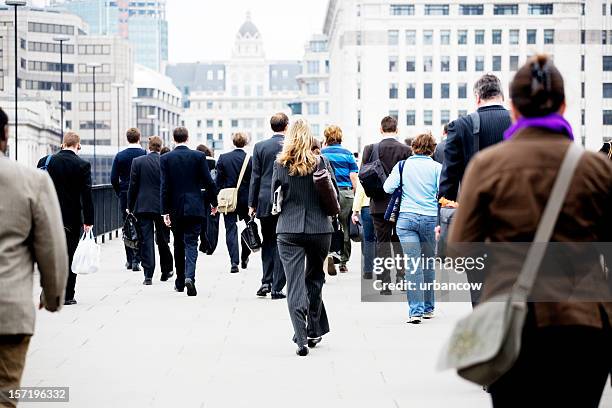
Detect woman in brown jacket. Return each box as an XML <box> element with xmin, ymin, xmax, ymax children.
<box><xmin>449</xmin><ymin>55</ymin><xmax>612</xmax><ymax>406</ymax></box>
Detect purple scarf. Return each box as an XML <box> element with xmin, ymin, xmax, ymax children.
<box><xmin>503</xmin><ymin>113</ymin><xmax>574</xmax><ymax>141</ymax></box>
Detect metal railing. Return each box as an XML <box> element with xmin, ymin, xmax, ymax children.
<box><xmin>92</xmin><ymin>184</ymin><xmax>122</xmax><ymax>243</ymax></box>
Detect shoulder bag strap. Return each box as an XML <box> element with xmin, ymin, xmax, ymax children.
<box><xmin>469</xmin><ymin>112</ymin><xmax>480</xmax><ymax>153</ymax></box>
<box><xmin>512</xmin><ymin>143</ymin><xmax>584</xmax><ymax>302</ymax></box>
<box><xmin>235</xmin><ymin>153</ymin><xmax>250</xmax><ymax>189</ymax></box>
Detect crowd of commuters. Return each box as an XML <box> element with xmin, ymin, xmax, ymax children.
<box><xmin>1</xmin><ymin>53</ymin><xmax>611</xmax><ymax>407</ymax></box>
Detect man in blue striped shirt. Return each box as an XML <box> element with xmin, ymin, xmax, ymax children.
<box><xmin>321</xmin><ymin>126</ymin><xmax>359</xmax><ymax>274</ymax></box>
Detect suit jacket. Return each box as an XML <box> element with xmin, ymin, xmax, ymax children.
<box><xmin>111</xmin><ymin>146</ymin><xmax>146</xmax><ymax>195</ymax></box>
<box><xmin>216</xmin><ymin>148</ymin><xmax>252</xmax><ymax>220</ymax></box>
<box><xmin>362</xmin><ymin>138</ymin><xmax>412</xmax><ymax>215</ymax></box>
<box><xmin>439</xmin><ymin>105</ymin><xmax>511</xmax><ymax>201</ymax></box>
<box><xmin>127</xmin><ymin>152</ymin><xmax>162</xmax><ymax>215</ymax></box>
<box><xmin>248</xmin><ymin>134</ymin><xmax>284</xmax><ymax>218</ymax></box>
<box><xmin>449</xmin><ymin>128</ymin><xmax>612</xmax><ymax>328</ymax></box>
<box><xmin>433</xmin><ymin>139</ymin><xmax>446</xmax><ymax>165</ymax></box>
<box><xmin>37</xmin><ymin>150</ymin><xmax>94</xmax><ymax>229</ymax></box>
<box><xmin>160</xmin><ymin>145</ymin><xmax>218</xmax><ymax>218</ymax></box>
<box><xmin>271</xmin><ymin>156</ymin><xmax>338</xmax><ymax>234</ymax></box>
<box><xmin>0</xmin><ymin>157</ymin><xmax>68</xmax><ymax>335</ymax></box>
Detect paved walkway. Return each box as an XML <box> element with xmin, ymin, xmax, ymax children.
<box><xmin>22</xmin><ymin>233</ymin><xmax>611</xmax><ymax>407</ymax></box>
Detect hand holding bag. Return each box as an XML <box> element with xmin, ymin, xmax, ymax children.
<box><xmin>437</xmin><ymin>143</ymin><xmax>583</xmax><ymax>386</ymax></box>
<box><xmin>313</xmin><ymin>157</ymin><xmax>341</xmax><ymax>217</ymax></box>
<box><xmin>72</xmin><ymin>230</ymin><xmax>101</xmax><ymax>275</ymax></box>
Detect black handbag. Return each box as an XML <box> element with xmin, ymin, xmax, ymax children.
<box><xmin>122</xmin><ymin>213</ymin><xmax>139</xmax><ymax>250</ymax></box>
<box><xmin>313</xmin><ymin>158</ymin><xmax>341</xmax><ymax>217</ymax></box>
<box><xmin>349</xmin><ymin>219</ymin><xmax>362</xmax><ymax>242</ymax></box>
<box><xmin>199</xmin><ymin>212</ymin><xmax>220</xmax><ymax>255</ymax></box>
<box><xmin>241</xmin><ymin>215</ymin><xmax>262</xmax><ymax>252</ymax></box>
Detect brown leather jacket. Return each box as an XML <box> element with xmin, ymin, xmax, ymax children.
<box><xmin>449</xmin><ymin>127</ymin><xmax>612</xmax><ymax>328</ymax></box>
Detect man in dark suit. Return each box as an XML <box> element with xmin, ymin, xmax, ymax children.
<box><xmin>433</xmin><ymin>123</ymin><xmax>448</xmax><ymax>165</ymax></box>
<box><xmin>248</xmin><ymin>113</ymin><xmax>288</xmax><ymax>299</ymax></box>
<box><xmin>361</xmin><ymin>116</ymin><xmax>412</xmax><ymax>294</ymax></box>
<box><xmin>161</xmin><ymin>127</ymin><xmax>218</xmax><ymax>296</ymax></box>
<box><xmin>111</xmin><ymin>128</ymin><xmax>146</xmax><ymax>271</ymax></box>
<box><xmin>127</xmin><ymin>136</ymin><xmax>174</xmax><ymax>285</ymax></box>
<box><xmin>37</xmin><ymin>131</ymin><xmax>94</xmax><ymax>305</ymax></box>
<box><xmin>216</xmin><ymin>132</ymin><xmax>252</xmax><ymax>274</ymax></box>
<box><xmin>439</xmin><ymin>74</ymin><xmax>512</xmax><ymax>201</ymax></box>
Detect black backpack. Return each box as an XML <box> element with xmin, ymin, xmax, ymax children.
<box><xmin>358</xmin><ymin>143</ymin><xmax>388</xmax><ymax>198</ymax></box>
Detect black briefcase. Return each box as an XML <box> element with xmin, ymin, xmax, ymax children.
<box><xmin>241</xmin><ymin>216</ymin><xmax>262</xmax><ymax>252</ymax></box>
<box><xmin>123</xmin><ymin>213</ymin><xmax>139</xmax><ymax>250</ymax></box>
<box><xmin>349</xmin><ymin>220</ymin><xmax>362</xmax><ymax>242</ymax></box>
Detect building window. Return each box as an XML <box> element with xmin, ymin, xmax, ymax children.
<box><xmin>527</xmin><ymin>29</ymin><xmax>537</xmax><ymax>44</ymax></box>
<box><xmin>581</xmin><ymin>30</ymin><xmax>586</xmax><ymax>45</ymax></box>
<box><xmin>529</xmin><ymin>3</ymin><xmax>553</xmax><ymax>15</ymax></box>
<box><xmin>581</xmin><ymin>82</ymin><xmax>585</xmax><ymax>98</ymax></box>
<box><xmin>406</xmin><ymin>30</ymin><xmax>416</xmax><ymax>45</ymax></box>
<box><xmin>475</xmin><ymin>56</ymin><xmax>485</xmax><ymax>71</ymax></box>
<box><xmin>423</xmin><ymin>56</ymin><xmax>433</xmax><ymax>72</ymax></box>
<box><xmin>424</xmin><ymin>110</ymin><xmax>433</xmax><ymax>126</ymax></box>
<box><xmin>604</xmin><ymin>3</ymin><xmax>608</xmax><ymax>15</ymax></box>
<box><xmin>582</xmin><ymin>55</ymin><xmax>585</xmax><ymax>71</ymax></box>
<box><xmin>492</xmin><ymin>30</ymin><xmax>502</xmax><ymax>44</ymax></box>
<box><xmin>306</xmin><ymin>102</ymin><xmax>320</xmax><ymax>115</ymax></box>
<box><xmin>424</xmin><ymin>83</ymin><xmax>433</xmax><ymax>99</ymax></box>
<box><xmin>425</xmin><ymin>4</ymin><xmax>449</xmax><ymax>15</ymax></box>
<box><xmin>441</xmin><ymin>83</ymin><xmax>450</xmax><ymax>99</ymax></box>
<box><xmin>306</xmin><ymin>61</ymin><xmax>320</xmax><ymax>74</ymax></box>
<box><xmin>389</xmin><ymin>56</ymin><xmax>399</xmax><ymax>72</ymax></box>
<box><xmin>389</xmin><ymin>110</ymin><xmax>399</xmax><ymax>120</ymax></box>
<box><xmin>581</xmin><ymin>109</ymin><xmax>585</xmax><ymax>126</ymax></box>
<box><xmin>458</xmin><ymin>56</ymin><xmax>467</xmax><ymax>71</ymax></box>
<box><xmin>460</xmin><ymin>4</ymin><xmax>484</xmax><ymax>15</ymax></box>
<box><xmin>388</xmin><ymin>30</ymin><xmax>399</xmax><ymax>45</ymax></box>
<box><xmin>603</xmin><ymin>83</ymin><xmax>612</xmax><ymax>98</ymax></box>
<box><xmin>544</xmin><ymin>29</ymin><xmax>555</xmax><ymax>44</ymax></box>
<box><xmin>441</xmin><ymin>110</ymin><xmax>450</xmax><ymax>125</ymax></box>
<box><xmin>440</xmin><ymin>56</ymin><xmax>450</xmax><ymax>71</ymax></box>
<box><xmin>510</xmin><ymin>55</ymin><xmax>519</xmax><ymax>71</ymax></box>
<box><xmin>206</xmin><ymin>119</ymin><xmax>214</xmax><ymax>128</ymax></box>
<box><xmin>406</xmin><ymin>84</ymin><xmax>416</xmax><ymax>99</ymax></box>
<box><xmin>357</xmin><ymin>110</ymin><xmax>362</xmax><ymax>127</ymax></box>
<box><xmin>406</xmin><ymin>110</ymin><xmax>416</xmax><ymax>126</ymax></box>
<box><xmin>475</xmin><ymin>30</ymin><xmax>485</xmax><ymax>45</ymax></box>
<box><xmin>231</xmin><ymin>119</ymin><xmax>238</xmax><ymax>128</ymax></box>
<box><xmin>406</xmin><ymin>57</ymin><xmax>416</xmax><ymax>71</ymax></box>
<box><xmin>389</xmin><ymin>83</ymin><xmax>399</xmax><ymax>99</ymax></box>
<box><xmin>458</xmin><ymin>30</ymin><xmax>468</xmax><ymax>45</ymax></box>
<box><xmin>28</xmin><ymin>22</ymin><xmax>74</xmax><ymax>35</ymax></box>
<box><xmin>357</xmin><ymin>84</ymin><xmax>361</xmax><ymax>99</ymax></box>
<box><xmin>494</xmin><ymin>4</ymin><xmax>519</xmax><ymax>15</ymax></box>
<box><xmin>306</xmin><ymin>82</ymin><xmax>319</xmax><ymax>95</ymax></box>
<box><xmin>390</xmin><ymin>4</ymin><xmax>415</xmax><ymax>15</ymax></box>
<box><xmin>604</xmin><ymin>110</ymin><xmax>612</xmax><ymax>125</ymax></box>
<box><xmin>603</xmin><ymin>56</ymin><xmax>612</xmax><ymax>71</ymax></box>
<box><xmin>423</xmin><ymin>30</ymin><xmax>433</xmax><ymax>45</ymax></box>
<box><xmin>458</xmin><ymin>83</ymin><xmax>467</xmax><ymax>99</ymax></box>
<box><xmin>440</xmin><ymin>30</ymin><xmax>451</xmax><ymax>45</ymax></box>
<box><xmin>492</xmin><ymin>56</ymin><xmax>502</xmax><ymax>71</ymax></box>
<box><xmin>509</xmin><ymin>29</ymin><xmax>520</xmax><ymax>45</ymax></box>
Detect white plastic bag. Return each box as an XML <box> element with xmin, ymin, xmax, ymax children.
<box><xmin>71</xmin><ymin>230</ymin><xmax>100</xmax><ymax>275</ymax></box>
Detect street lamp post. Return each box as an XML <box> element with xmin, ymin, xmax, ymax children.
<box><xmin>111</xmin><ymin>83</ymin><xmax>124</xmax><ymax>152</ymax></box>
<box><xmin>87</xmin><ymin>62</ymin><xmax>101</xmax><ymax>184</ymax></box>
<box><xmin>53</xmin><ymin>36</ymin><xmax>70</xmax><ymax>138</ymax></box>
<box><xmin>6</xmin><ymin>0</ymin><xmax>27</xmax><ymax>161</ymax></box>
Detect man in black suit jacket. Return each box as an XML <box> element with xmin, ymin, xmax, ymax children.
<box><xmin>111</xmin><ymin>128</ymin><xmax>146</xmax><ymax>271</ymax></box>
<box><xmin>433</xmin><ymin>124</ymin><xmax>448</xmax><ymax>165</ymax></box>
<box><xmin>127</xmin><ymin>136</ymin><xmax>174</xmax><ymax>285</ymax></box>
<box><xmin>248</xmin><ymin>113</ymin><xmax>288</xmax><ymax>299</ymax></box>
<box><xmin>37</xmin><ymin>131</ymin><xmax>94</xmax><ymax>305</ymax></box>
<box><xmin>439</xmin><ymin>74</ymin><xmax>512</xmax><ymax>201</ymax></box>
<box><xmin>361</xmin><ymin>116</ymin><xmax>412</xmax><ymax>292</ymax></box>
<box><xmin>216</xmin><ymin>132</ymin><xmax>252</xmax><ymax>273</ymax></box>
<box><xmin>161</xmin><ymin>127</ymin><xmax>218</xmax><ymax>296</ymax></box>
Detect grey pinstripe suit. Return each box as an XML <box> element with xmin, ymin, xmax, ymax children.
<box><xmin>271</xmin><ymin>158</ymin><xmax>338</xmax><ymax>346</ymax></box>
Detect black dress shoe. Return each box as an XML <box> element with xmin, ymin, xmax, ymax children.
<box><xmin>185</xmin><ymin>278</ymin><xmax>197</xmax><ymax>296</ymax></box>
<box><xmin>256</xmin><ymin>284</ymin><xmax>271</xmax><ymax>297</ymax></box>
<box><xmin>271</xmin><ymin>292</ymin><xmax>286</xmax><ymax>300</ymax></box>
<box><xmin>230</xmin><ymin>264</ymin><xmax>239</xmax><ymax>274</ymax></box>
<box><xmin>132</xmin><ymin>263</ymin><xmax>141</xmax><ymax>272</ymax></box>
<box><xmin>160</xmin><ymin>271</ymin><xmax>174</xmax><ymax>282</ymax></box>
<box><xmin>125</xmin><ymin>262</ymin><xmax>132</xmax><ymax>270</ymax></box>
<box><xmin>174</xmin><ymin>283</ymin><xmax>185</xmax><ymax>292</ymax></box>
<box><xmin>362</xmin><ymin>272</ymin><xmax>373</xmax><ymax>280</ymax></box>
<box><xmin>143</xmin><ymin>278</ymin><xmax>152</xmax><ymax>286</ymax></box>
<box><xmin>296</xmin><ymin>345</ymin><xmax>309</xmax><ymax>356</ymax></box>
<box><xmin>64</xmin><ymin>299</ymin><xmax>77</xmax><ymax>306</ymax></box>
<box><xmin>240</xmin><ymin>257</ymin><xmax>249</xmax><ymax>269</ymax></box>
<box><xmin>307</xmin><ymin>337</ymin><xmax>322</xmax><ymax>348</ymax></box>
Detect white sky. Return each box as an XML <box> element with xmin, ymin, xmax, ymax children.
<box><xmin>166</xmin><ymin>0</ymin><xmax>330</xmax><ymax>63</ymax></box>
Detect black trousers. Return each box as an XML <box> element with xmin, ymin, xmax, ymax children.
<box><xmin>371</xmin><ymin>214</ymin><xmax>404</xmax><ymax>284</ymax></box>
<box><xmin>120</xmin><ymin>192</ymin><xmax>140</xmax><ymax>266</ymax></box>
<box><xmin>137</xmin><ymin>213</ymin><xmax>174</xmax><ymax>279</ymax></box>
<box><xmin>171</xmin><ymin>216</ymin><xmax>202</xmax><ymax>287</ymax></box>
<box><xmin>155</xmin><ymin>221</ymin><xmax>174</xmax><ymax>274</ymax></box>
<box><xmin>490</xmin><ymin>307</ymin><xmax>611</xmax><ymax>407</ymax></box>
<box><xmin>260</xmin><ymin>215</ymin><xmax>286</xmax><ymax>292</ymax></box>
<box><xmin>223</xmin><ymin>212</ymin><xmax>251</xmax><ymax>266</ymax></box>
<box><xmin>64</xmin><ymin>225</ymin><xmax>81</xmax><ymax>301</ymax></box>
<box><xmin>277</xmin><ymin>233</ymin><xmax>331</xmax><ymax>347</ymax></box>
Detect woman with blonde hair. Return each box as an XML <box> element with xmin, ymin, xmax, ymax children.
<box><xmin>271</xmin><ymin>118</ymin><xmax>339</xmax><ymax>357</ymax></box>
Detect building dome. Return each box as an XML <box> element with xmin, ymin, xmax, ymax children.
<box><xmin>238</xmin><ymin>12</ymin><xmax>260</xmax><ymax>38</ymax></box>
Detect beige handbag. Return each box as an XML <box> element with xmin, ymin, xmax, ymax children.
<box><xmin>217</xmin><ymin>154</ymin><xmax>250</xmax><ymax>215</ymax></box>
<box><xmin>437</xmin><ymin>143</ymin><xmax>583</xmax><ymax>386</ymax></box>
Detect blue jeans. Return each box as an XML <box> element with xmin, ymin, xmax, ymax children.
<box><xmin>171</xmin><ymin>216</ymin><xmax>202</xmax><ymax>285</ymax></box>
<box><xmin>360</xmin><ymin>206</ymin><xmax>376</xmax><ymax>273</ymax></box>
<box><xmin>396</xmin><ymin>212</ymin><xmax>436</xmax><ymax>317</ymax></box>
